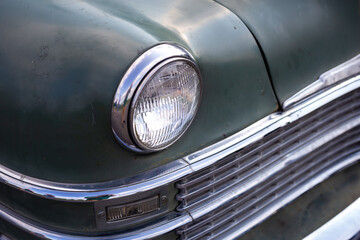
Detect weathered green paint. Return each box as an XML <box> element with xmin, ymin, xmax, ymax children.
<box><xmin>0</xmin><ymin>0</ymin><xmax>278</xmax><ymax>183</ymax></box>
<box><xmin>217</xmin><ymin>0</ymin><xmax>360</xmax><ymax>104</ymax></box>
<box><xmin>0</xmin><ymin>182</ymin><xmax>96</xmax><ymax>232</ymax></box>
<box><xmin>0</xmin><ymin>217</ymin><xmax>39</xmax><ymax>240</ymax></box>
<box><xmin>0</xmin><ymin>180</ymin><xmax>179</xmax><ymax>233</ymax></box>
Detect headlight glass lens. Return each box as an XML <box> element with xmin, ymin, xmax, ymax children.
<box><xmin>131</xmin><ymin>60</ymin><xmax>201</xmax><ymax>150</ymax></box>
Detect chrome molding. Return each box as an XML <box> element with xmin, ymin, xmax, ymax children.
<box><xmin>1</xmin><ymin>152</ymin><xmax>359</xmax><ymax>240</ymax></box>
<box><xmin>0</xmin><ymin>59</ymin><xmax>360</xmax><ymax>239</ymax></box>
<box><xmin>184</xmin><ymin>74</ymin><xmax>360</xmax><ymax>168</ymax></box>
<box><xmin>283</xmin><ymin>54</ymin><xmax>360</xmax><ymax>109</ymax></box>
<box><xmin>0</xmin><ymin>159</ymin><xmax>192</xmax><ymax>202</ymax></box>
<box><xmin>222</xmin><ymin>152</ymin><xmax>360</xmax><ymax>240</ymax></box>
<box><xmin>111</xmin><ymin>43</ymin><xmax>200</xmax><ymax>153</ymax></box>
<box><xmin>0</xmin><ymin>75</ymin><xmax>360</xmax><ymax>202</ymax></box>
<box><xmin>304</xmin><ymin>197</ymin><xmax>360</xmax><ymax>240</ymax></box>
<box><xmin>0</xmin><ymin>202</ymin><xmax>193</xmax><ymax>240</ymax></box>
<box><xmin>188</xmin><ymin>117</ymin><xmax>360</xmax><ymax>221</ymax></box>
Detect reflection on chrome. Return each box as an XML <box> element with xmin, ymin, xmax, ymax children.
<box><xmin>0</xmin><ymin>76</ymin><xmax>358</xmax><ymax>202</ymax></box>
<box><xmin>283</xmin><ymin>54</ymin><xmax>360</xmax><ymax>109</ymax></box>
<box><xmin>0</xmin><ymin>59</ymin><xmax>360</xmax><ymax>239</ymax></box>
<box><xmin>111</xmin><ymin>43</ymin><xmax>201</xmax><ymax>153</ymax></box>
<box><xmin>304</xmin><ymin>197</ymin><xmax>360</xmax><ymax>240</ymax></box>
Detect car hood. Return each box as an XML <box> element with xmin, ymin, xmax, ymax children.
<box><xmin>217</xmin><ymin>0</ymin><xmax>360</xmax><ymax>104</ymax></box>
<box><xmin>0</xmin><ymin>0</ymin><xmax>278</xmax><ymax>183</ymax></box>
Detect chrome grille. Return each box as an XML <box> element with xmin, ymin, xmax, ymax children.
<box><xmin>176</xmin><ymin>89</ymin><xmax>360</xmax><ymax>240</ymax></box>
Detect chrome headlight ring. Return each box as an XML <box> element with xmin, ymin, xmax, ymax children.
<box><xmin>111</xmin><ymin>44</ymin><xmax>202</xmax><ymax>153</ymax></box>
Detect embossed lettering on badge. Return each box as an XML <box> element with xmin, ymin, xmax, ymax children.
<box><xmin>106</xmin><ymin>195</ymin><xmax>160</xmax><ymax>221</ymax></box>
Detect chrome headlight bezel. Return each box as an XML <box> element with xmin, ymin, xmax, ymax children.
<box><xmin>111</xmin><ymin>44</ymin><xmax>202</xmax><ymax>153</ymax></box>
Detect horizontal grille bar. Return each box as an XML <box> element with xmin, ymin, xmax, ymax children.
<box><xmin>176</xmin><ymin>89</ymin><xmax>360</xmax><ymax>240</ymax></box>
<box><xmin>1</xmin><ymin>68</ymin><xmax>359</xmax><ymax>240</ymax></box>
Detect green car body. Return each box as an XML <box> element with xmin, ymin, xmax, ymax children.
<box><xmin>0</xmin><ymin>0</ymin><xmax>278</xmax><ymax>183</ymax></box>
<box><xmin>0</xmin><ymin>0</ymin><xmax>359</xmax><ymax>239</ymax></box>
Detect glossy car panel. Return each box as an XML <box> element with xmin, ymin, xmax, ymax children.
<box><xmin>217</xmin><ymin>0</ymin><xmax>360</xmax><ymax>104</ymax></box>
<box><xmin>1</xmin><ymin>0</ymin><xmax>359</xmax><ymax>239</ymax></box>
<box><xmin>0</xmin><ymin>66</ymin><xmax>359</xmax><ymax>238</ymax></box>
<box><xmin>0</xmin><ymin>0</ymin><xmax>278</xmax><ymax>183</ymax></box>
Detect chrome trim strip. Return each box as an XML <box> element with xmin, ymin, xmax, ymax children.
<box><xmin>283</xmin><ymin>54</ymin><xmax>360</xmax><ymax>109</ymax></box>
<box><xmin>111</xmin><ymin>43</ymin><xmax>201</xmax><ymax>152</ymax></box>
<box><xmin>304</xmin><ymin>197</ymin><xmax>360</xmax><ymax>240</ymax></box>
<box><xmin>0</xmin><ymin>75</ymin><xmax>360</xmax><ymax>202</ymax></box>
<box><xmin>1</xmin><ymin>152</ymin><xmax>358</xmax><ymax>240</ymax></box>
<box><xmin>0</xmin><ymin>159</ymin><xmax>192</xmax><ymax>202</ymax></box>
<box><xmin>0</xmin><ymin>61</ymin><xmax>359</xmax><ymax>240</ymax></box>
<box><xmin>0</xmin><ymin>202</ymin><xmax>192</xmax><ymax>240</ymax></box>
<box><xmin>222</xmin><ymin>152</ymin><xmax>360</xmax><ymax>240</ymax></box>
<box><xmin>189</xmin><ymin>117</ymin><xmax>360</xmax><ymax>220</ymax></box>
<box><xmin>184</xmin><ymin>74</ymin><xmax>360</xmax><ymax>167</ymax></box>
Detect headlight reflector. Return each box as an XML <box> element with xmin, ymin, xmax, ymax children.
<box><xmin>111</xmin><ymin>44</ymin><xmax>202</xmax><ymax>153</ymax></box>
<box><xmin>131</xmin><ymin>59</ymin><xmax>201</xmax><ymax>150</ymax></box>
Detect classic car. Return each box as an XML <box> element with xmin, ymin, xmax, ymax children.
<box><xmin>0</xmin><ymin>0</ymin><xmax>360</xmax><ymax>239</ymax></box>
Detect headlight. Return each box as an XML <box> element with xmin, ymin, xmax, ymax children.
<box><xmin>112</xmin><ymin>44</ymin><xmax>202</xmax><ymax>152</ymax></box>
